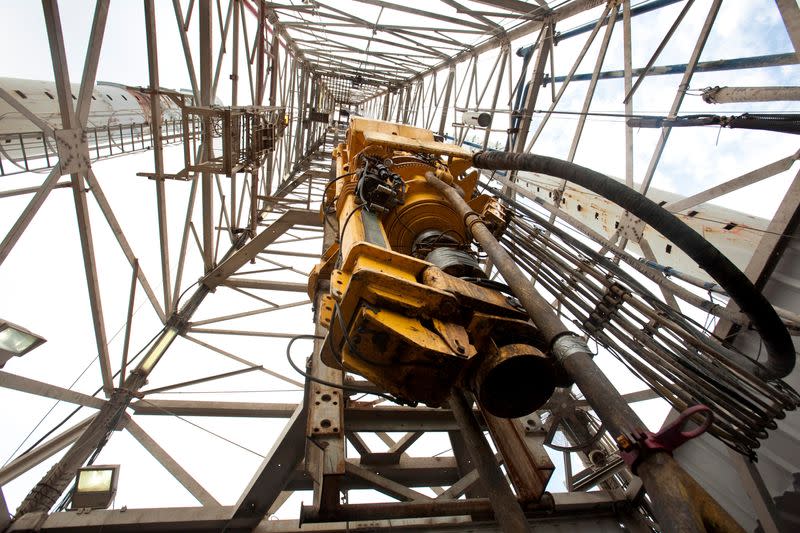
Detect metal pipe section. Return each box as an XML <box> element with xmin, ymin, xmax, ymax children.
<box><xmin>702</xmin><ymin>86</ymin><xmax>800</xmax><ymax>104</ymax></box>
<box><xmin>425</xmin><ymin>171</ymin><xmax>746</xmax><ymax>533</ymax></box>
<box><xmin>546</xmin><ymin>53</ymin><xmax>797</xmax><ymax>86</ymax></box>
<box><xmin>471</xmin><ymin>150</ymin><xmax>793</xmax><ymax>380</ymax></box>
<box><xmin>301</xmin><ymin>495</ymin><xmax>558</xmax><ymax>523</ymax></box>
<box><xmin>448</xmin><ymin>389</ymin><xmax>532</xmax><ymax>533</ymax></box>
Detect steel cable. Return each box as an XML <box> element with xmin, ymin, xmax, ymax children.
<box><xmin>495</xmin><ymin>209</ymin><xmax>798</xmax><ymax>458</ymax></box>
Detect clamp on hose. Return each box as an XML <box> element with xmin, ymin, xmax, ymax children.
<box><xmin>616</xmin><ymin>404</ymin><xmax>713</xmax><ymax>474</ymax></box>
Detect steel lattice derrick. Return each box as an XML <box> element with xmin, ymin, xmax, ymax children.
<box><xmin>2</xmin><ymin>1</ymin><xmax>800</xmax><ymax>533</ymax></box>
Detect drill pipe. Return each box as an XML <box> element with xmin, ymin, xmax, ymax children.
<box><xmin>425</xmin><ymin>171</ymin><xmax>745</xmax><ymax>533</ymax></box>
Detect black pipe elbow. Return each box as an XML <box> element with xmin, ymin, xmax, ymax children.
<box><xmin>472</xmin><ymin>150</ymin><xmax>794</xmax><ymax>380</ymax></box>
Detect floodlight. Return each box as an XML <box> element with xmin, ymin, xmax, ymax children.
<box><xmin>70</xmin><ymin>465</ymin><xmax>119</xmax><ymax>510</ymax></box>
<box><xmin>0</xmin><ymin>319</ymin><xmax>46</xmax><ymax>368</ymax></box>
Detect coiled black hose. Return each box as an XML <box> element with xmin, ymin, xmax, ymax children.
<box><xmin>472</xmin><ymin>150</ymin><xmax>794</xmax><ymax>379</ymax></box>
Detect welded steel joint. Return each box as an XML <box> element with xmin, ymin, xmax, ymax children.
<box><xmin>617</xmin><ymin>405</ymin><xmax>713</xmax><ymax>474</ymax></box>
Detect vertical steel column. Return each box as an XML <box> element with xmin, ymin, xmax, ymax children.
<box><xmin>306</xmin><ymin>74</ymin><xmax>318</xmax><ymax>153</ymax></box>
<box><xmin>255</xmin><ymin>1</ymin><xmax>266</xmax><ymax>105</ymax></box>
<box><xmin>284</xmin><ymin>56</ymin><xmax>296</xmax><ymax>180</ymax></box>
<box><xmin>265</xmin><ymin>22</ymin><xmax>279</xmax><ymax>198</ymax></box>
<box><xmin>249</xmin><ymin>167</ymin><xmax>258</xmax><ymax>236</ymax></box>
<box><xmin>438</xmin><ymin>66</ymin><xmax>456</xmax><ymax>136</ymax></box>
<box><xmin>511</xmin><ymin>23</ymin><xmax>552</xmax><ymax>153</ymax></box>
<box><xmin>623</xmin><ymin>0</ymin><xmax>634</xmax><ymax>187</ymax></box>
<box><xmin>199</xmin><ymin>0</ymin><xmax>214</xmax><ymax>272</ymax></box>
<box><xmin>381</xmin><ymin>90</ymin><xmax>390</xmax><ymax>121</ymax></box>
<box><xmin>306</xmin><ymin>147</ymin><xmax>345</xmax><ymax>519</ymax></box>
<box><xmin>229</xmin><ymin>0</ymin><xmax>240</xmax><ymax>228</ymax></box>
<box><xmin>294</xmin><ymin>67</ymin><xmax>309</xmax><ymax>163</ymax></box>
<box><xmin>144</xmin><ymin>0</ymin><xmax>172</xmax><ymax>314</ymax></box>
<box><xmin>456</xmin><ymin>57</ymin><xmax>477</xmax><ymax>145</ymax></box>
<box><xmin>0</xmin><ymin>486</ymin><xmax>9</xmax><ymax>530</ymax></box>
<box><xmin>482</xmin><ymin>45</ymin><xmax>508</xmax><ymax>150</ymax></box>
<box><xmin>231</xmin><ymin>0</ymin><xmax>240</xmax><ymax>106</ymax></box>
<box><xmin>401</xmin><ymin>84</ymin><xmax>412</xmax><ymax>124</ymax></box>
<box><xmin>394</xmin><ymin>85</ymin><xmax>404</xmax><ymax>122</ymax></box>
<box><xmin>269</xmin><ymin>25</ymin><xmax>279</xmax><ymax>106</ymax></box>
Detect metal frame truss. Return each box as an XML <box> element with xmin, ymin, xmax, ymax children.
<box><xmin>2</xmin><ymin>1</ymin><xmax>800</xmax><ymax>532</ymax></box>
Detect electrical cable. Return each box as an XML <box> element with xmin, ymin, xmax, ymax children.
<box><xmin>13</xmin><ymin>326</ymin><xmax>166</xmax><ymax>460</ymax></box>
<box><xmin>174</xmin><ymin>278</ymin><xmax>202</xmax><ymax>310</ymax></box>
<box><xmin>336</xmin><ymin>204</ymin><xmax>365</xmax><ymax>265</ymax></box>
<box><xmin>285</xmin><ymin>334</ymin><xmax>406</xmax><ymax>404</ymax></box>
<box><xmin>495</xmin><ymin>203</ymin><xmax>798</xmax><ymax>455</ymax></box>
<box><xmin>154</xmin><ymin>389</ymin><xmax>303</xmax><ymax>394</ymax></box>
<box><xmin>138</xmin><ymin>398</ymin><xmax>265</xmax><ymax>458</ymax></box>
<box><xmin>475</xmin><ymin>169</ymin><xmax>792</xmax><ymax>380</ymax></box>
<box><xmin>1</xmin><ymin>295</ymin><xmax>147</xmax><ymax>466</ymax></box>
<box><xmin>504</xmin><ymin>211</ymin><xmax>770</xmax><ymax>372</ymax></box>
<box><xmin>321</xmin><ymin>171</ymin><xmax>357</xmax><ymax>212</ymax></box>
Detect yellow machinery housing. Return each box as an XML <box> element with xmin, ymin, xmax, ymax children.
<box><xmin>309</xmin><ymin>118</ymin><xmax>556</xmax><ymax>417</ymax></box>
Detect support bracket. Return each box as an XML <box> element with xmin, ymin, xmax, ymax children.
<box><xmin>54</xmin><ymin>129</ymin><xmax>90</xmax><ymax>175</ymax></box>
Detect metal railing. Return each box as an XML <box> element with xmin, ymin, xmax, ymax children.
<box><xmin>0</xmin><ymin>118</ymin><xmax>201</xmax><ymax>177</ymax></box>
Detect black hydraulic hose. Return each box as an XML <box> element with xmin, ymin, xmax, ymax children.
<box><xmin>472</xmin><ymin>150</ymin><xmax>794</xmax><ymax>379</ymax></box>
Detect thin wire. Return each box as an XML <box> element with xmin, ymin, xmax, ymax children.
<box><xmin>1</xmin><ymin>298</ymin><xmax>150</xmax><ymax>467</ymax></box>
<box><xmin>138</xmin><ymin>398</ymin><xmax>265</xmax><ymax>458</ymax></box>
<box><xmin>11</xmin><ymin>325</ymin><xmax>166</xmax><ymax>462</ymax></box>
<box><xmin>337</xmin><ymin>204</ymin><xmax>364</xmax><ymax>257</ymax></box>
<box><xmin>285</xmin><ymin>334</ymin><xmax>404</xmax><ymax>403</ymax></box>
<box><xmin>286</xmin><ymin>334</ymin><xmax>417</xmax><ymax>407</ymax></box>
<box><xmin>174</xmin><ymin>278</ymin><xmax>202</xmax><ymax>309</ymax></box>
<box><xmin>498</xmin><ymin>174</ymin><xmax>800</xmax><ymax>242</ymax></box>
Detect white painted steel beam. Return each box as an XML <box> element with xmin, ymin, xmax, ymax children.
<box><xmin>775</xmin><ymin>0</ymin><xmax>800</xmax><ymax>61</ymax></box>
<box><xmin>42</xmin><ymin>0</ymin><xmax>114</xmax><ymax>397</ymax></box>
<box><xmin>0</xmin><ymin>415</ymin><xmax>96</xmax><ymax>485</ymax></box>
<box><xmin>701</xmin><ymin>86</ymin><xmax>800</xmax><ymax>103</ymax></box>
<box><xmin>125</xmin><ymin>416</ymin><xmax>220</xmax><ymax>507</ymax></box>
<box><xmin>228</xmin><ymin>403</ymin><xmax>307</xmax><ymax>529</ymax></box>
<box><xmin>664</xmin><ymin>153</ymin><xmax>799</xmax><ymax>214</ymax></box>
<box><xmin>344</xmin><ymin>462</ymin><xmax>433</xmax><ymax>502</ymax></box>
<box><xmin>0</xmin><ymin>371</ymin><xmax>105</xmax><ymax>409</ymax></box>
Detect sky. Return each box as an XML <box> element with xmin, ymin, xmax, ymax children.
<box><xmin>1</xmin><ymin>0</ymin><xmax>799</xmax><ymax>523</ymax></box>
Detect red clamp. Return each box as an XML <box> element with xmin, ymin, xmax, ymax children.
<box><xmin>616</xmin><ymin>405</ymin><xmax>713</xmax><ymax>474</ymax></box>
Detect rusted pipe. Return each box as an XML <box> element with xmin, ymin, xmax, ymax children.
<box><xmin>448</xmin><ymin>388</ymin><xmax>533</xmax><ymax>533</ymax></box>
<box><xmin>426</xmin><ymin>171</ymin><xmax>746</xmax><ymax>533</ymax></box>
<box><xmin>300</xmin><ymin>495</ymin><xmax>556</xmax><ymax>524</ymax></box>
<box><xmin>425</xmin><ymin>171</ymin><xmax>638</xmax><ymax>432</ymax></box>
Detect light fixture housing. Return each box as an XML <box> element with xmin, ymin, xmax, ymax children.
<box><xmin>0</xmin><ymin>320</ymin><xmax>46</xmax><ymax>368</ymax></box>
<box><xmin>70</xmin><ymin>465</ymin><xmax>120</xmax><ymax>510</ymax></box>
